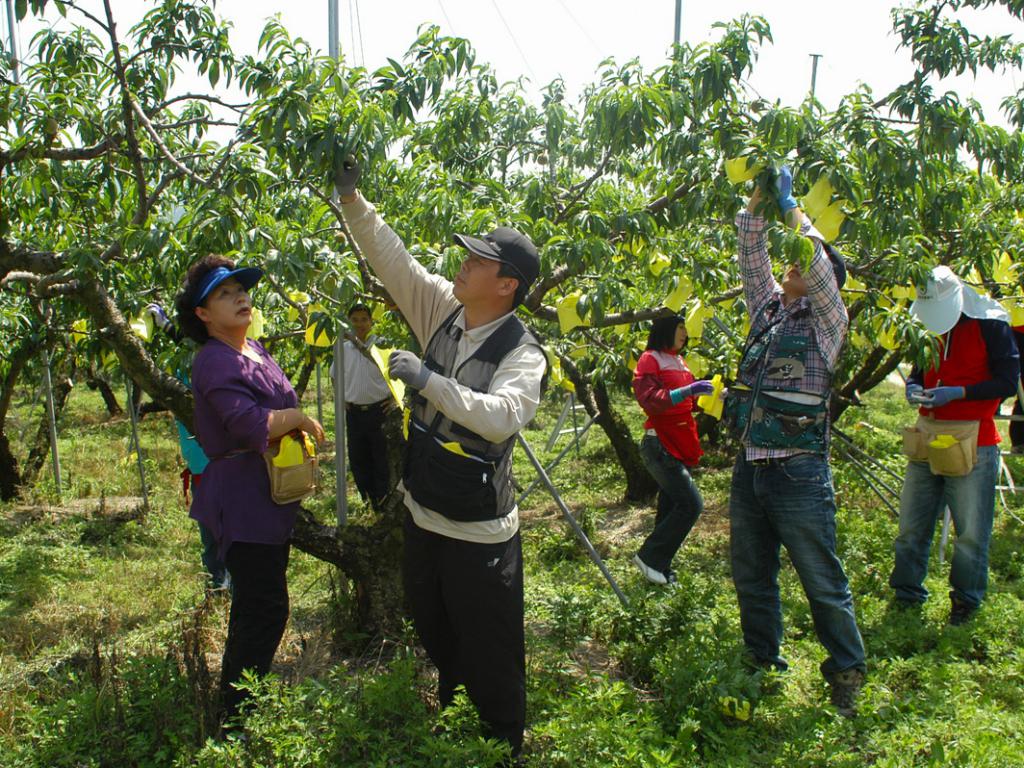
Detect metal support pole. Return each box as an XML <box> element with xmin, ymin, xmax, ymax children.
<box><xmin>124</xmin><ymin>378</ymin><xmax>150</xmax><ymax>512</ymax></box>
<box><xmin>332</xmin><ymin>335</ymin><xmax>348</xmax><ymax>527</ymax></box>
<box><xmin>938</xmin><ymin>506</ymin><xmax>952</xmax><ymax>566</ymax></box>
<box><xmin>516</xmin><ymin>434</ymin><xmax>629</xmax><ymax>608</ymax></box>
<box><xmin>832</xmin><ymin>443</ymin><xmax>898</xmax><ymax>517</ymax></box>
<box><xmin>672</xmin><ymin>0</ymin><xmax>682</xmax><ymax>48</ymax></box>
<box><xmin>517</xmin><ymin>416</ymin><xmax>596</xmax><ymax>506</ymax></box>
<box><xmin>328</xmin><ymin>0</ymin><xmax>339</xmax><ymax>59</ymax></box>
<box><xmin>316</xmin><ymin>357</ymin><xmax>324</xmax><ymax>426</ymax></box>
<box><xmin>40</xmin><ymin>348</ymin><xmax>61</xmax><ymax>497</ymax></box>
<box><xmin>4</xmin><ymin>0</ymin><xmax>19</xmax><ymax>84</ymax></box>
<box><xmin>809</xmin><ymin>54</ymin><xmax>823</xmax><ymax>100</ymax></box>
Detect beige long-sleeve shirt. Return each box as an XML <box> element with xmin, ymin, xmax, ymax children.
<box><xmin>341</xmin><ymin>193</ymin><xmax>545</xmax><ymax>543</ymax></box>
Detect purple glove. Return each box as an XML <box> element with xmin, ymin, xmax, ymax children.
<box><xmin>670</xmin><ymin>380</ymin><xmax>714</xmax><ymax>404</ymax></box>
<box><xmin>923</xmin><ymin>386</ymin><xmax>965</xmax><ymax>409</ymax></box>
<box><xmin>774</xmin><ymin>166</ymin><xmax>798</xmax><ymax>213</ymax></box>
<box><xmin>145</xmin><ymin>302</ymin><xmax>172</xmax><ymax>332</ymax></box>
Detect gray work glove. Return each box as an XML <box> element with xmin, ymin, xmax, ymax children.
<box><xmin>334</xmin><ymin>154</ymin><xmax>361</xmax><ymax>197</ymax></box>
<box><xmin>388</xmin><ymin>350</ymin><xmax>432</xmax><ymax>390</ymax></box>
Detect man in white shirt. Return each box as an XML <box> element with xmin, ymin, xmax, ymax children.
<box><xmin>334</xmin><ymin>303</ymin><xmax>394</xmax><ymax>509</ymax></box>
<box><xmin>336</xmin><ymin>158</ymin><xmax>545</xmax><ymax>759</ymax></box>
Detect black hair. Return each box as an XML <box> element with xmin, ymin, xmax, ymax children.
<box><xmin>645</xmin><ymin>314</ymin><xmax>686</xmax><ymax>351</ymax></box>
<box><xmin>174</xmin><ymin>254</ymin><xmax>236</xmax><ymax>344</ymax></box>
<box><xmin>347</xmin><ymin>303</ymin><xmax>373</xmax><ymax>319</ymax></box>
<box><xmin>497</xmin><ymin>262</ymin><xmax>530</xmax><ymax>307</ymax></box>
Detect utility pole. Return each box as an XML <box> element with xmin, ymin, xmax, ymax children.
<box><xmin>673</xmin><ymin>0</ymin><xmax>682</xmax><ymax>49</ymax></box>
<box><xmin>4</xmin><ymin>0</ymin><xmax>19</xmax><ymax>84</ymax></box>
<box><xmin>809</xmin><ymin>53</ymin><xmax>823</xmax><ymax>100</ymax></box>
<box><xmin>327</xmin><ymin>0</ymin><xmax>348</xmax><ymax>527</ymax></box>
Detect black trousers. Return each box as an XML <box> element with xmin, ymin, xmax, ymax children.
<box><xmin>402</xmin><ymin>514</ymin><xmax>526</xmax><ymax>755</ymax></box>
<box><xmin>346</xmin><ymin>402</ymin><xmax>391</xmax><ymax>505</ymax></box>
<box><xmin>221</xmin><ymin>542</ymin><xmax>290</xmax><ymax>722</ymax></box>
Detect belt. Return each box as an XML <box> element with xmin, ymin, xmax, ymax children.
<box><xmin>347</xmin><ymin>398</ymin><xmax>391</xmax><ymax>412</ymax></box>
<box><xmin>748</xmin><ymin>453</ymin><xmax>810</xmax><ymax>466</ymax></box>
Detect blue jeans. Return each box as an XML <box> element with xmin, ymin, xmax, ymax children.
<box><xmin>637</xmin><ymin>434</ymin><xmax>704</xmax><ymax>573</ymax></box>
<box><xmin>890</xmin><ymin>444</ymin><xmax>999</xmax><ymax>609</ymax></box>
<box><xmin>729</xmin><ymin>453</ymin><xmax>865</xmax><ymax>674</ymax></box>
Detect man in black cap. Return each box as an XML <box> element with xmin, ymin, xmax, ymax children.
<box><xmin>335</xmin><ymin>159</ymin><xmax>545</xmax><ymax>758</ymax></box>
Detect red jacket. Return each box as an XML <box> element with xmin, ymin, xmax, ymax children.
<box><xmin>920</xmin><ymin>318</ymin><xmax>1002</xmax><ymax>446</ymax></box>
<box><xmin>632</xmin><ymin>350</ymin><xmax>703</xmax><ymax>465</ymax></box>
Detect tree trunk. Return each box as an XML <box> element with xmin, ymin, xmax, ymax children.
<box><xmin>0</xmin><ymin>336</ymin><xmax>34</xmax><ymax>500</ymax></box>
<box><xmin>560</xmin><ymin>355</ymin><xmax>658</xmax><ymax>502</ymax></box>
<box><xmin>290</xmin><ymin>402</ymin><xmax>408</xmax><ymax>638</ymax></box>
<box><xmin>85</xmin><ymin>368</ymin><xmax>123</xmax><ymax>416</ymax></box>
<box><xmin>291</xmin><ymin>356</ymin><xmax>317</xmax><ymax>401</ymax></box>
<box><xmin>833</xmin><ymin>345</ymin><xmax>902</xmax><ymax>421</ymax></box>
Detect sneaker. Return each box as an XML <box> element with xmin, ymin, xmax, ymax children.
<box><xmin>632</xmin><ymin>554</ymin><xmax>668</xmax><ymax>585</ymax></box>
<box><xmin>664</xmin><ymin>568</ymin><xmax>678</xmax><ymax>586</ymax></box>
<box><xmin>949</xmin><ymin>595</ymin><xmax>977</xmax><ymax>626</ymax></box>
<box><xmin>824</xmin><ymin>667</ymin><xmax>864</xmax><ymax>718</ymax></box>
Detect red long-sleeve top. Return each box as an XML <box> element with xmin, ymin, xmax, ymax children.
<box><xmin>632</xmin><ymin>349</ymin><xmax>703</xmax><ymax>466</ymax></box>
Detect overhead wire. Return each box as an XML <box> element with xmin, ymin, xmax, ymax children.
<box><xmin>489</xmin><ymin>0</ymin><xmax>537</xmax><ymax>82</ymax></box>
<box><xmin>436</xmin><ymin>0</ymin><xmax>457</xmax><ymax>35</ymax></box>
<box><xmin>353</xmin><ymin>0</ymin><xmax>366</xmax><ymax>67</ymax></box>
<box><xmin>347</xmin><ymin>0</ymin><xmax>358</xmax><ymax>67</ymax></box>
<box><xmin>553</xmin><ymin>0</ymin><xmax>603</xmax><ymax>57</ymax></box>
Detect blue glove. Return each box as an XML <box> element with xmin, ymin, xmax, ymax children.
<box><xmin>905</xmin><ymin>383</ymin><xmax>927</xmax><ymax>406</ymax></box>
<box><xmin>388</xmin><ymin>350</ymin><xmax>432</xmax><ymax>390</ymax></box>
<box><xmin>670</xmin><ymin>380</ymin><xmax>714</xmax><ymax>404</ymax></box>
<box><xmin>773</xmin><ymin>166</ymin><xmax>798</xmax><ymax>213</ymax></box>
<box><xmin>923</xmin><ymin>386</ymin><xmax>965</xmax><ymax>408</ymax></box>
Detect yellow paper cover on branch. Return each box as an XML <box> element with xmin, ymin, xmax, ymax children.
<box><xmin>802</xmin><ymin>177</ymin><xmax>834</xmax><ymax>221</ymax></box>
<box><xmin>993</xmin><ymin>251</ymin><xmax>1018</xmax><ymax>285</ymax></box>
<box><xmin>685</xmin><ymin>300</ymin><xmax>712</xmax><ymax>340</ymax></box>
<box><xmin>1001</xmin><ymin>298</ymin><xmax>1024</xmax><ymax>326</ymax></box>
<box><xmin>557</xmin><ymin>293</ymin><xmax>589</xmax><ymax>333</ymax></box>
<box><xmin>371</xmin><ymin>345</ymin><xmax>405</xmax><ymax>405</ymax></box>
<box><xmin>725</xmin><ymin>157</ymin><xmax>764</xmax><ymax>185</ymax></box>
<box><xmin>72</xmin><ymin>319</ymin><xmax>88</xmax><ymax>345</ymax></box>
<box><xmin>649</xmin><ymin>251</ymin><xmax>671</xmax><ymax>277</ymax></box>
<box><xmin>663</xmin><ymin>275</ymin><xmax>693</xmax><ymax>313</ymax></box>
<box><xmin>305</xmin><ymin>323</ymin><xmax>332</xmax><ymax>347</ymax></box>
<box><xmin>246</xmin><ymin>307</ymin><xmax>265</xmax><ymax>340</ymax></box>
<box><xmin>813</xmin><ymin>201</ymin><xmax>846</xmax><ymax>243</ymax></box>
<box><xmin>130</xmin><ymin>312</ymin><xmax>154</xmax><ymax>342</ymax></box>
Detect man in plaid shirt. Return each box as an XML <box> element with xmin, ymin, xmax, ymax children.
<box><xmin>727</xmin><ymin>169</ymin><xmax>866</xmax><ymax>717</ymax></box>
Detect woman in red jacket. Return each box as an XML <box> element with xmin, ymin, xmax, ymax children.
<box><xmin>631</xmin><ymin>315</ymin><xmax>714</xmax><ymax>585</ymax></box>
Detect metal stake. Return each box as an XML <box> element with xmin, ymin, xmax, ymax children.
<box><xmin>125</xmin><ymin>377</ymin><xmax>150</xmax><ymax>512</ymax></box>
<box><xmin>518</xmin><ymin>416</ymin><xmax>596</xmax><ymax>506</ymax></box>
<box><xmin>516</xmin><ymin>434</ymin><xmax>629</xmax><ymax>607</ymax></box>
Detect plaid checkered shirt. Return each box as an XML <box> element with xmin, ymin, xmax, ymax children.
<box><xmin>735</xmin><ymin>210</ymin><xmax>849</xmax><ymax>460</ymax></box>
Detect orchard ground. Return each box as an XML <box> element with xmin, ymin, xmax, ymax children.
<box><xmin>1</xmin><ymin>379</ymin><xmax>1023</xmax><ymax>767</ymax></box>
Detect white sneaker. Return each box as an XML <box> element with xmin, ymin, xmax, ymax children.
<box><xmin>632</xmin><ymin>554</ymin><xmax>668</xmax><ymax>585</ymax></box>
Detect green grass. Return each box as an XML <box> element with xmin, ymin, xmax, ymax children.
<box><xmin>1</xmin><ymin>380</ymin><xmax>1023</xmax><ymax>767</ymax></box>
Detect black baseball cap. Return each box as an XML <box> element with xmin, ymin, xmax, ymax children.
<box><xmin>453</xmin><ymin>227</ymin><xmax>540</xmax><ymax>292</ymax></box>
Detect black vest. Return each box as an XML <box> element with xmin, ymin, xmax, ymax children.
<box><xmin>403</xmin><ymin>309</ymin><xmax>543</xmax><ymax>522</ymax></box>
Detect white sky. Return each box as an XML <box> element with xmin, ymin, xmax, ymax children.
<box><xmin>7</xmin><ymin>0</ymin><xmax>1024</xmax><ymax>124</ymax></box>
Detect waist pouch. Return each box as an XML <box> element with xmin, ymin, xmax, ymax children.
<box><xmin>901</xmin><ymin>415</ymin><xmax>979</xmax><ymax>477</ymax></box>
<box><xmin>262</xmin><ymin>432</ymin><xmax>319</xmax><ymax>505</ymax></box>
<box><xmin>404</xmin><ymin>433</ymin><xmax>503</xmax><ymax>522</ymax></box>
<box><xmin>725</xmin><ymin>388</ymin><xmax>827</xmax><ymax>451</ymax></box>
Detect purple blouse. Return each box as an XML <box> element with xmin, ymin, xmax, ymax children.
<box><xmin>190</xmin><ymin>338</ymin><xmax>299</xmax><ymax>557</ymax></box>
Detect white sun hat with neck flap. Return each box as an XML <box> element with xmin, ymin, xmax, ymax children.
<box><xmin>910</xmin><ymin>265</ymin><xmax>1009</xmax><ymax>334</ymax></box>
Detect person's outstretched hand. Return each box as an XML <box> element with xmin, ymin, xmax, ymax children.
<box><xmin>773</xmin><ymin>165</ymin><xmax>798</xmax><ymax>213</ymax></box>
<box><xmin>334</xmin><ymin>154</ymin><xmax>361</xmax><ymax>198</ymax></box>
<box><xmin>389</xmin><ymin>350</ymin><xmax>433</xmax><ymax>390</ymax></box>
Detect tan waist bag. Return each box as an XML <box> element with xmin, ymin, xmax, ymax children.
<box><xmin>263</xmin><ymin>431</ymin><xmax>319</xmax><ymax>505</ymax></box>
<box><xmin>901</xmin><ymin>415</ymin><xmax>979</xmax><ymax>477</ymax></box>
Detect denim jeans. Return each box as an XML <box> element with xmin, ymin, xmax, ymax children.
<box><xmin>729</xmin><ymin>452</ymin><xmax>865</xmax><ymax>675</ymax></box>
<box><xmin>890</xmin><ymin>444</ymin><xmax>999</xmax><ymax>609</ymax></box>
<box><xmin>637</xmin><ymin>434</ymin><xmax>704</xmax><ymax>573</ymax></box>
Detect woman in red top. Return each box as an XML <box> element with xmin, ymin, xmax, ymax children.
<box><xmin>630</xmin><ymin>315</ymin><xmax>714</xmax><ymax>585</ymax></box>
